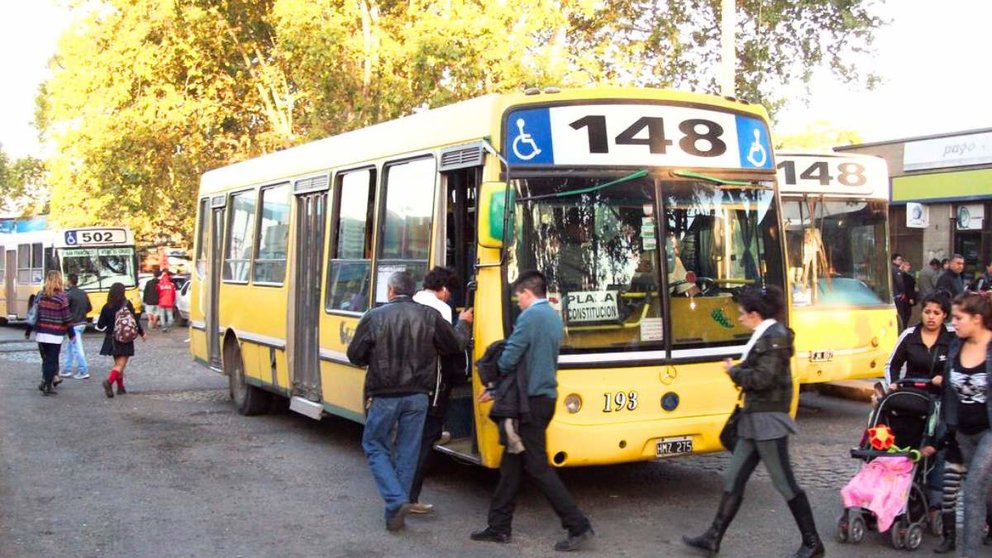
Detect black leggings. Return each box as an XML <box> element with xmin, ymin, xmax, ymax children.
<box><xmin>38</xmin><ymin>342</ymin><xmax>62</xmax><ymax>384</ymax></box>
<box><xmin>723</xmin><ymin>436</ymin><xmax>802</xmax><ymax>501</ymax></box>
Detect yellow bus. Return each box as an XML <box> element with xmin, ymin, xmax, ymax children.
<box><xmin>190</xmin><ymin>87</ymin><xmax>789</xmax><ymax>467</ymax></box>
<box><xmin>0</xmin><ymin>227</ymin><xmax>142</xmax><ymax>323</ymax></box>
<box><xmin>777</xmin><ymin>152</ymin><xmax>898</xmax><ymax>384</ymax></box>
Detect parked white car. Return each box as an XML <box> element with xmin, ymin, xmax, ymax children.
<box><xmin>175</xmin><ymin>281</ymin><xmax>191</xmax><ymax>325</ymax></box>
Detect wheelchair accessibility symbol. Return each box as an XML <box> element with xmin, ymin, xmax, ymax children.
<box><xmin>64</xmin><ymin>231</ymin><xmax>78</xmax><ymax>246</ymax></box>
<box><xmin>746</xmin><ymin>129</ymin><xmax>767</xmax><ymax>168</ymax></box>
<box><xmin>511</xmin><ymin>118</ymin><xmax>543</xmax><ymax>161</ymax></box>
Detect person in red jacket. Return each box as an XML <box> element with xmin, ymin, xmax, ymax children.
<box><xmin>156</xmin><ymin>271</ymin><xmax>177</xmax><ymax>332</ymax></box>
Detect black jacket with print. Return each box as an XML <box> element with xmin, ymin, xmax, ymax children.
<box><xmin>885</xmin><ymin>324</ymin><xmax>955</xmax><ymax>385</ymax></box>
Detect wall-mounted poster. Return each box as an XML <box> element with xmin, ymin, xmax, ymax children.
<box><xmin>956</xmin><ymin>204</ymin><xmax>985</xmax><ymax>230</ymax></box>
<box><xmin>906</xmin><ymin>203</ymin><xmax>929</xmax><ymax>228</ymax></box>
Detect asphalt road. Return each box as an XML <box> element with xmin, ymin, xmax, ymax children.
<box><xmin>0</xmin><ymin>326</ymin><xmax>940</xmax><ymax>557</ymax></box>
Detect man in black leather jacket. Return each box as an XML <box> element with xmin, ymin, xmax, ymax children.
<box><xmin>347</xmin><ymin>271</ymin><xmax>472</xmax><ymax>532</ymax></box>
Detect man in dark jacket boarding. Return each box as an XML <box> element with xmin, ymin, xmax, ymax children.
<box><xmin>470</xmin><ymin>270</ymin><xmax>594</xmax><ymax>552</ymax></box>
<box><xmin>346</xmin><ymin>271</ymin><xmax>472</xmax><ymax>532</ymax></box>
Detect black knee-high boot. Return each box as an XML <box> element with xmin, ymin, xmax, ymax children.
<box><xmin>787</xmin><ymin>491</ymin><xmax>824</xmax><ymax>558</ymax></box>
<box><xmin>934</xmin><ymin>511</ymin><xmax>956</xmax><ymax>553</ymax></box>
<box><xmin>683</xmin><ymin>491</ymin><xmax>743</xmax><ymax>555</ymax></box>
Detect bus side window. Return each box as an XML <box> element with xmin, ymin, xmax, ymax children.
<box><xmin>373</xmin><ymin>157</ymin><xmax>436</xmax><ymax>305</ymax></box>
<box><xmin>253</xmin><ymin>183</ymin><xmax>291</xmax><ymax>285</ymax></box>
<box><xmin>326</xmin><ymin>168</ymin><xmax>375</xmax><ymax>313</ymax></box>
<box><xmin>223</xmin><ymin>189</ymin><xmax>257</xmax><ymax>283</ymax></box>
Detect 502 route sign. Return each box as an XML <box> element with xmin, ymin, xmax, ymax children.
<box><xmin>62</xmin><ymin>228</ymin><xmax>128</xmax><ymax>247</ymax></box>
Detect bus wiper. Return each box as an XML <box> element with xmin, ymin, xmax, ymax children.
<box><xmin>672</xmin><ymin>170</ymin><xmax>770</xmax><ymax>189</ymax></box>
<box><xmin>517</xmin><ymin>170</ymin><xmax>648</xmax><ymax>202</ymax></box>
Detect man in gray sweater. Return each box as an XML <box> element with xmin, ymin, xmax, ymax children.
<box><xmin>471</xmin><ymin>270</ymin><xmax>593</xmax><ymax>552</ymax></box>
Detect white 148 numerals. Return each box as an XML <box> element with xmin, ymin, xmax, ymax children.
<box><xmin>570</xmin><ymin>116</ymin><xmax>727</xmax><ymax>157</ymax></box>
<box><xmin>603</xmin><ymin>391</ymin><xmax>638</xmax><ymax>412</ymax></box>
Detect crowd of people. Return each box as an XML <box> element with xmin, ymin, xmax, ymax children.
<box><xmin>885</xmin><ymin>284</ymin><xmax>992</xmax><ymax>556</ymax></box>
<box><xmin>892</xmin><ymin>252</ymin><xmax>992</xmax><ymax>331</ymax></box>
<box><xmin>18</xmin><ymin>256</ymin><xmax>992</xmax><ymax>555</ymax></box>
<box><xmin>25</xmin><ymin>270</ymin><xmax>163</xmax><ymax>399</ymax></box>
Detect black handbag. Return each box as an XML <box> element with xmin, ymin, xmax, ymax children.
<box><xmin>719</xmin><ymin>391</ymin><xmax>744</xmax><ymax>451</ymax></box>
<box><xmin>719</xmin><ymin>405</ymin><xmax>741</xmax><ymax>450</ymax></box>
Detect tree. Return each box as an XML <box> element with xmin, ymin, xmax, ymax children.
<box><xmin>0</xmin><ymin>145</ymin><xmax>48</xmax><ymax>216</ymax></box>
<box><xmin>776</xmin><ymin>120</ymin><xmax>863</xmax><ymax>150</ymax></box>
<box><xmin>565</xmin><ymin>0</ymin><xmax>883</xmax><ymax>113</ymax></box>
<box><xmin>38</xmin><ymin>0</ymin><xmax>883</xmax><ymax>245</ymax></box>
<box><xmin>40</xmin><ymin>0</ymin><xmax>289</xmax><ymax>243</ymax></box>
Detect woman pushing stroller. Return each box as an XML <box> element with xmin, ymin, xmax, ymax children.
<box><xmin>683</xmin><ymin>286</ymin><xmax>824</xmax><ymax>558</ymax></box>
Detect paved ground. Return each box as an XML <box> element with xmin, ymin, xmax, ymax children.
<box><xmin>0</xmin><ymin>324</ymin><xmax>930</xmax><ymax>557</ymax></box>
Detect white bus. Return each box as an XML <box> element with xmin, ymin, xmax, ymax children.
<box><xmin>0</xmin><ymin>227</ymin><xmax>142</xmax><ymax>321</ymax></box>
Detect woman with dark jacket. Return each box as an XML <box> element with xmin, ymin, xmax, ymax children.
<box><xmin>886</xmin><ymin>293</ymin><xmax>953</xmax><ymax>544</ymax></box>
<box><xmin>684</xmin><ymin>285</ymin><xmax>823</xmax><ymax>558</ymax></box>
<box><xmin>885</xmin><ymin>293</ymin><xmax>955</xmax><ymax>389</ymax></box>
<box><xmin>25</xmin><ymin>271</ymin><xmax>76</xmax><ymax>395</ymax></box>
<box><xmin>95</xmin><ymin>282</ymin><xmax>145</xmax><ymax>398</ymax></box>
<box><xmin>933</xmin><ymin>292</ymin><xmax>992</xmax><ymax>556</ymax></box>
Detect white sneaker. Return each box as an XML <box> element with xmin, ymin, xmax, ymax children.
<box><xmin>73</xmin><ymin>372</ymin><xmax>90</xmax><ymax>380</ymax></box>
<box><xmin>59</xmin><ymin>371</ymin><xmax>73</xmax><ymax>377</ymax></box>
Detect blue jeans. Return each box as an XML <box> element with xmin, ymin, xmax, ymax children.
<box><xmin>361</xmin><ymin>393</ymin><xmax>428</xmax><ymax>517</ymax></box>
<box><xmin>157</xmin><ymin>306</ymin><xmax>174</xmax><ymax>329</ymax></box>
<box><xmin>962</xmin><ymin>431</ymin><xmax>992</xmax><ymax>555</ymax></box>
<box><xmin>62</xmin><ymin>324</ymin><xmax>88</xmax><ymax>373</ymax></box>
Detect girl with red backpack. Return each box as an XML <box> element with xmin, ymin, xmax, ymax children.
<box><xmin>95</xmin><ymin>282</ymin><xmax>146</xmax><ymax>398</ymax></box>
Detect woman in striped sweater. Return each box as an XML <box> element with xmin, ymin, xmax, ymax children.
<box><xmin>25</xmin><ymin>271</ymin><xmax>76</xmax><ymax>395</ymax></box>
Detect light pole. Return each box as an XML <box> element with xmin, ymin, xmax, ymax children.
<box><xmin>720</xmin><ymin>0</ymin><xmax>736</xmax><ymax>97</ymax></box>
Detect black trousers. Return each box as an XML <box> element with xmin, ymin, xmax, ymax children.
<box><xmin>896</xmin><ymin>302</ymin><xmax>912</xmax><ymax>332</ymax></box>
<box><xmin>487</xmin><ymin>396</ymin><xmax>590</xmax><ymax>536</ymax></box>
<box><xmin>409</xmin><ymin>413</ymin><xmax>444</xmax><ymax>504</ymax></box>
<box><xmin>38</xmin><ymin>342</ymin><xmax>62</xmax><ymax>384</ymax></box>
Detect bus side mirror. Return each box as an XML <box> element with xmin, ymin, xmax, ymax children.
<box><xmin>477</xmin><ymin>181</ymin><xmax>515</xmax><ymax>249</ymax></box>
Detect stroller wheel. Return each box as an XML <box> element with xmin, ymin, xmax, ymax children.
<box><xmin>849</xmin><ymin>514</ymin><xmax>866</xmax><ymax>544</ymax></box>
<box><xmin>890</xmin><ymin>517</ymin><xmax>908</xmax><ymax>549</ymax></box>
<box><xmin>836</xmin><ymin>514</ymin><xmax>849</xmax><ymax>543</ymax></box>
<box><xmin>905</xmin><ymin>524</ymin><xmax>924</xmax><ymax>551</ymax></box>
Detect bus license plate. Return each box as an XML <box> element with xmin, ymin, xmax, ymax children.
<box><xmin>656</xmin><ymin>436</ymin><xmax>693</xmax><ymax>458</ymax></box>
<box><xmin>810</xmin><ymin>351</ymin><xmax>834</xmax><ymax>362</ymax></box>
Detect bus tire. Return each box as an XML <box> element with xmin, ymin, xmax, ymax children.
<box><xmin>225</xmin><ymin>338</ymin><xmax>271</xmax><ymax>416</ymax></box>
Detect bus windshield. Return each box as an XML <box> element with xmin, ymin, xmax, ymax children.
<box><xmin>507</xmin><ymin>174</ymin><xmax>782</xmax><ymax>354</ymax></box>
<box><xmin>783</xmin><ymin>197</ymin><xmax>890</xmax><ymax>306</ymax></box>
<box><xmin>59</xmin><ymin>247</ymin><xmax>138</xmax><ymax>290</ymax></box>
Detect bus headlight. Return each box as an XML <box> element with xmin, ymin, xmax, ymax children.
<box><xmin>564</xmin><ymin>394</ymin><xmax>582</xmax><ymax>414</ymax></box>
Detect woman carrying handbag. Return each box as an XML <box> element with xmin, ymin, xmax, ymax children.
<box><xmin>684</xmin><ymin>285</ymin><xmax>824</xmax><ymax>558</ymax></box>
<box><xmin>25</xmin><ymin>271</ymin><xmax>76</xmax><ymax>395</ymax></box>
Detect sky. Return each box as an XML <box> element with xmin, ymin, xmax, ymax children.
<box><xmin>1</xmin><ymin>0</ymin><xmax>990</xmax><ymax>160</ymax></box>
<box><xmin>775</xmin><ymin>0</ymin><xmax>992</xmax><ymax>143</ymax></box>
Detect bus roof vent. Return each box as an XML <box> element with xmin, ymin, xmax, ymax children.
<box><xmin>440</xmin><ymin>142</ymin><xmax>486</xmax><ymax>171</ymax></box>
<box><xmin>294</xmin><ymin>174</ymin><xmax>329</xmax><ymax>193</ymax></box>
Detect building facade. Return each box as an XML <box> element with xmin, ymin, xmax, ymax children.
<box><xmin>837</xmin><ymin>128</ymin><xmax>992</xmax><ymax>284</ymax></box>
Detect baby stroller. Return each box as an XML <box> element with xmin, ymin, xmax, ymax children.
<box><xmin>837</xmin><ymin>378</ymin><xmax>942</xmax><ymax>551</ymax></box>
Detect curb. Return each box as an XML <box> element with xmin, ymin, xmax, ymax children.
<box><xmin>815</xmin><ymin>379</ymin><xmax>880</xmax><ymax>403</ymax></box>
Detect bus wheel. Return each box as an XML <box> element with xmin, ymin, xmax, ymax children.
<box><xmin>225</xmin><ymin>338</ymin><xmax>271</xmax><ymax>416</ymax></box>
